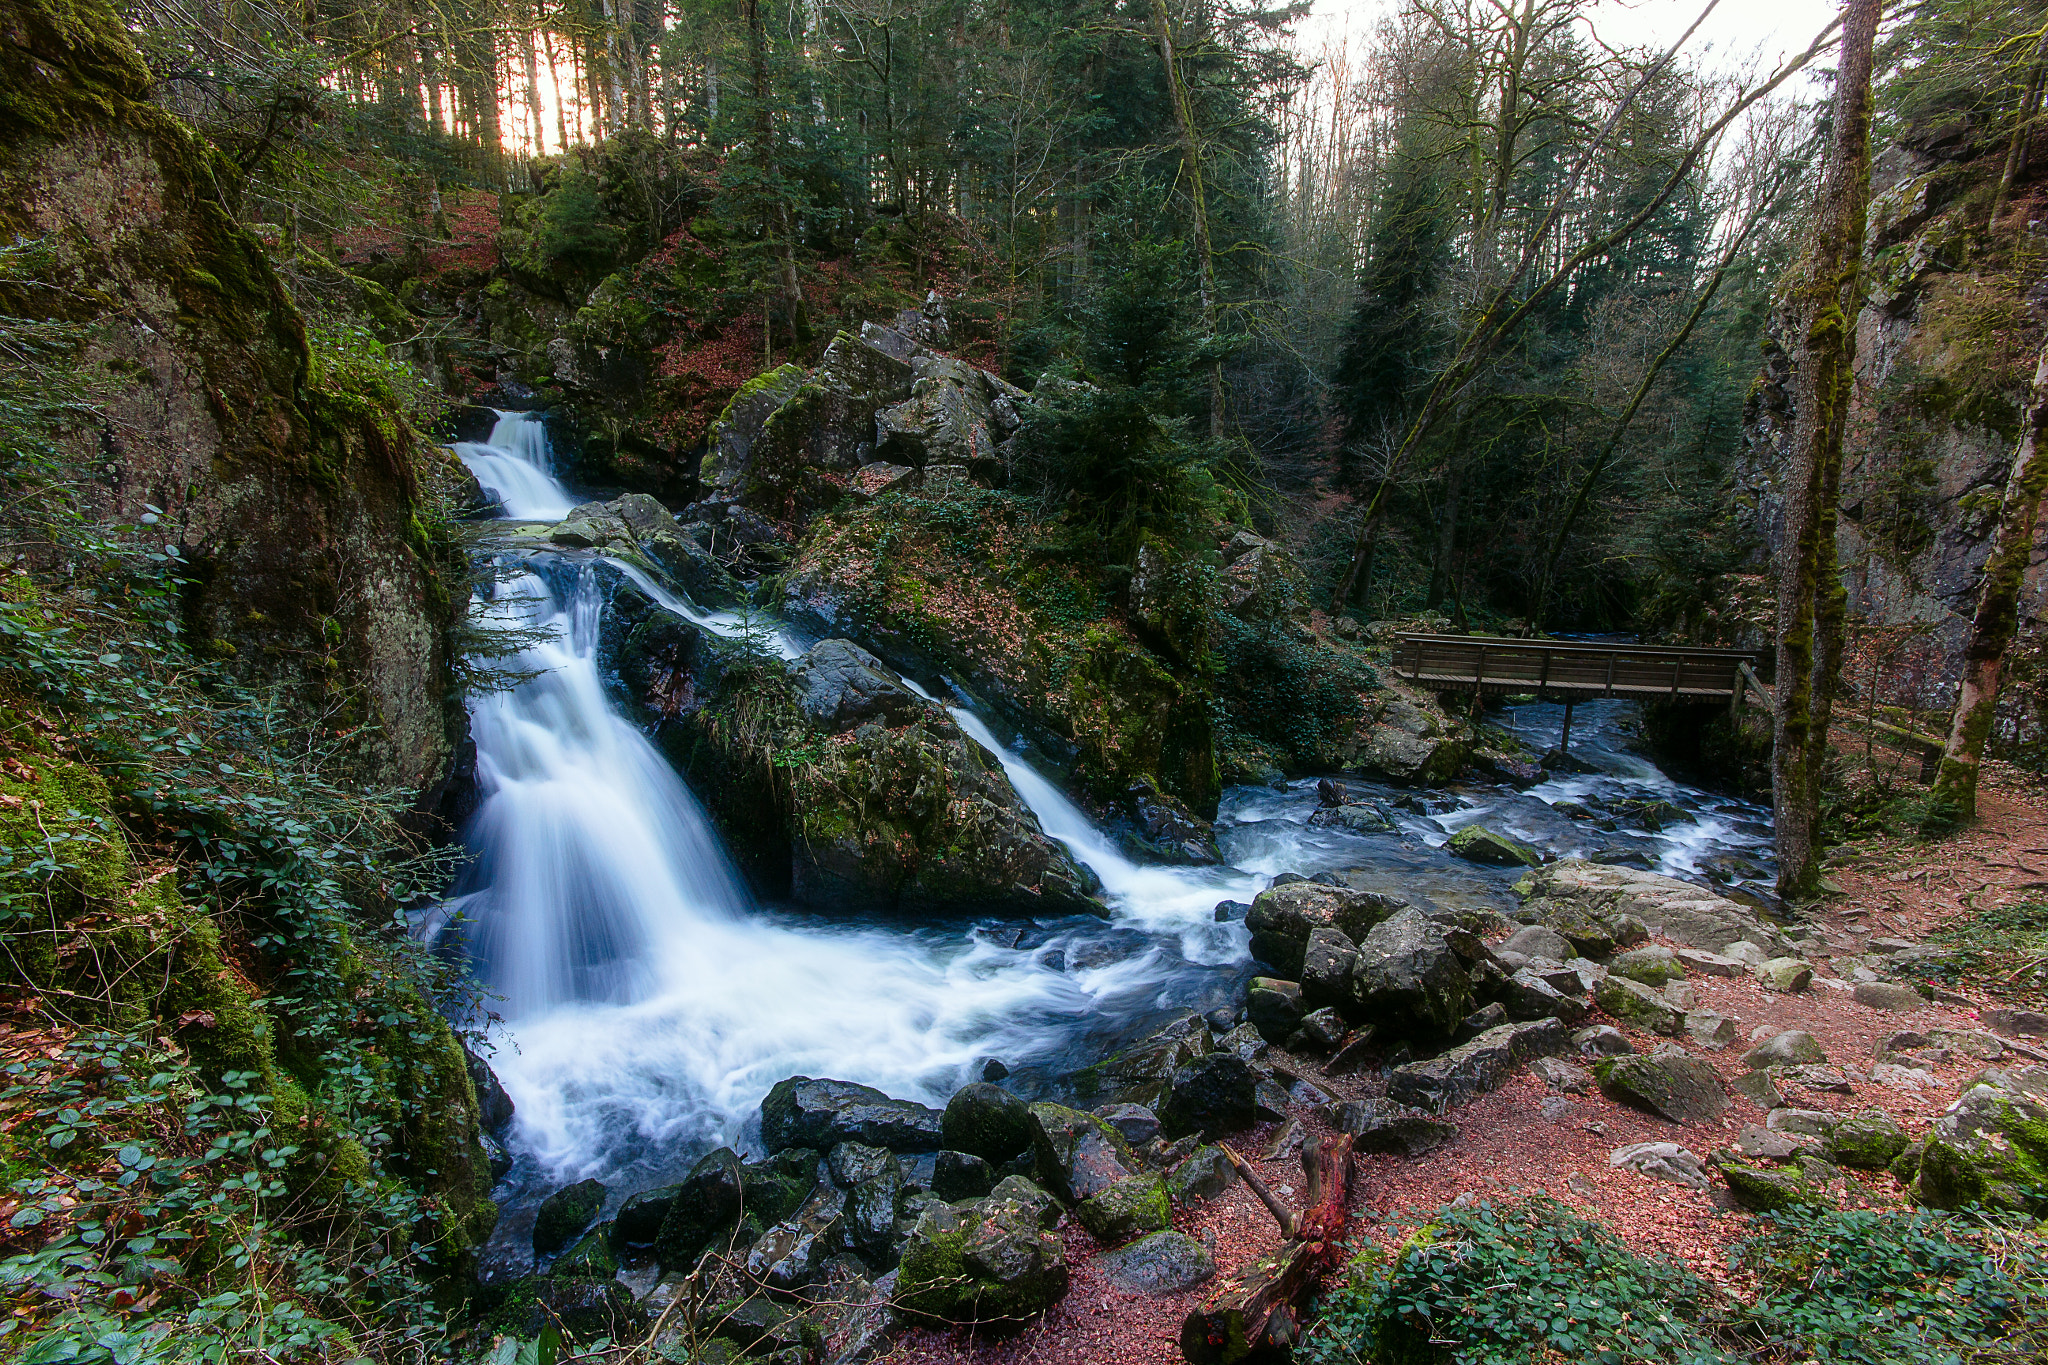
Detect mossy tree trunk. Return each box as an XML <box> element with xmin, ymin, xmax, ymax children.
<box><xmin>1929</xmin><ymin>343</ymin><xmax>2048</xmax><ymax>823</ymax></box>
<box><xmin>1772</xmin><ymin>0</ymin><xmax>1880</xmax><ymax>900</ymax></box>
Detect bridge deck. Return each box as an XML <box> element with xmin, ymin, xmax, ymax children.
<box><xmin>1391</xmin><ymin>634</ymin><xmax>1759</xmax><ymax>702</ymax></box>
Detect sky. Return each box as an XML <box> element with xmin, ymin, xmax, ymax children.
<box><xmin>1294</xmin><ymin>0</ymin><xmax>1847</xmax><ymax>90</ymax></box>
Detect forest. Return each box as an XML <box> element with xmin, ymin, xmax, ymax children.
<box><xmin>7</xmin><ymin>0</ymin><xmax>2048</xmax><ymax>1358</ymax></box>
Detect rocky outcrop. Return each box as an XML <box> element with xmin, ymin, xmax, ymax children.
<box><xmin>1513</xmin><ymin>860</ymin><xmax>1796</xmax><ymax>959</ymax></box>
<box><xmin>0</xmin><ymin>0</ymin><xmax>463</xmax><ymax>794</ymax></box>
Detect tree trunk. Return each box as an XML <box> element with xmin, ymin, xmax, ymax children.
<box><xmin>1929</xmin><ymin>344</ymin><xmax>2048</xmax><ymax>823</ymax></box>
<box><xmin>544</xmin><ymin>31</ymin><xmax>571</xmax><ymax>150</ymax></box>
<box><xmin>746</xmin><ymin>0</ymin><xmax>806</xmax><ymax>334</ymax></box>
<box><xmin>1426</xmin><ymin>454</ymin><xmax>1464</xmax><ymax>611</ymax></box>
<box><xmin>1149</xmin><ymin>0</ymin><xmax>1224</xmax><ymax>439</ymax></box>
<box><xmin>1772</xmin><ymin>0</ymin><xmax>1880</xmax><ymax>900</ymax></box>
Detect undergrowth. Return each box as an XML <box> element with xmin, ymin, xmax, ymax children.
<box><xmin>1895</xmin><ymin>896</ymin><xmax>2048</xmax><ymax>1004</ymax></box>
<box><xmin>1303</xmin><ymin>1198</ymin><xmax>2048</xmax><ymax>1365</ymax></box>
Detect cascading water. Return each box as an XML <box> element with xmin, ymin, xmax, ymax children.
<box><xmin>453</xmin><ymin>410</ymin><xmax>577</xmax><ymax>521</ymax></box>
<box><xmin>442</xmin><ymin>412</ymin><xmax>1775</xmax><ymax>1259</ymax></box>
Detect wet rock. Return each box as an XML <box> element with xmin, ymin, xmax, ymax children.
<box><xmin>847</xmin><ymin>1165</ymin><xmax>906</xmax><ymax>1264</ymax></box>
<box><xmin>1355</xmin><ymin>693</ymin><xmax>1467</xmax><ymax>784</ymax></box>
<box><xmin>534</xmin><ymin>1178</ymin><xmax>607</xmax><ymax>1256</ymax></box>
<box><xmin>1070</xmin><ymin>1012</ymin><xmax>1213</xmax><ymax>1108</ymax></box>
<box><xmin>1501</xmin><ymin>924</ymin><xmax>1574</xmax><ymax>960</ymax></box>
<box><xmin>1245</xmin><ymin>883</ymin><xmax>1407</xmax><ymax>977</ymax></box>
<box><xmin>941</xmin><ymin>1082</ymin><xmax>1034</xmax><ymax>1164</ymax></box>
<box><xmin>933</xmin><ymin>1150</ymin><xmax>997</xmax><ymax>1201</ymax></box>
<box><xmin>1594</xmin><ymin>1051</ymin><xmax>1730</xmax><ymax>1125</ymax></box>
<box><xmin>1213</xmin><ymin>900</ymin><xmax>1251</xmax><ymax>923</ymax></box>
<box><xmin>463</xmin><ymin>1043</ymin><xmax>515</xmax><ymax>1134</ymax></box>
<box><xmin>1823</xmin><ymin>1110</ymin><xmax>1909</xmax><ymax>1169</ymax></box>
<box><xmin>746</xmin><ymin>1185</ymin><xmax>848</xmax><ymax>1292</ymax></box>
<box><xmin>1247</xmin><ymin>977</ymin><xmax>1305</xmax><ymax>1043</ymax></box>
<box><xmin>1300</xmin><ymin>927</ymin><xmax>1362</xmax><ymax>1013</ymax></box>
<box><xmin>989</xmin><ymin>1174</ymin><xmax>1060</xmax><ymax>1229</ymax></box>
<box><xmin>1327</xmin><ymin>1027</ymin><xmax>1378</xmax><ymax>1074</ymax></box>
<box><xmin>1168</xmin><ymin>1146</ymin><xmax>1238</xmax><ymax>1202</ymax></box>
<box><xmin>1447</xmin><ymin>824</ymin><xmax>1543</xmax><ymax>867</ymax></box>
<box><xmin>1609</xmin><ymin>946</ymin><xmax>1686</xmax><ymax>987</ymax></box>
<box><xmin>1094</xmin><ymin>1103</ymin><xmax>1161</xmax><ymax>1147</ymax></box>
<box><xmin>653</xmin><ymin>1148</ymin><xmax>746</xmax><ymax>1269</ymax></box>
<box><xmin>1158</xmin><ymin>1053</ymin><xmax>1259</xmax><ymax>1140</ymax></box>
<box><xmin>762</xmin><ymin>1076</ymin><xmax>944</xmax><ymax>1153</ymax></box>
<box><xmin>1026</xmin><ymin>1103</ymin><xmax>1169</xmax><ymax>1242</ymax></box>
<box><xmin>1610</xmin><ymin>1141</ymin><xmax>1709</xmax><ymax>1190</ymax></box>
<box><xmin>1292</xmin><ymin>1006</ymin><xmax>1349</xmax><ymax>1052</ymax></box>
<box><xmin>615</xmin><ymin>1183</ymin><xmax>681</xmax><ymax>1246</ymax></box>
<box><xmin>1325</xmin><ymin>1098</ymin><xmax>1460</xmax><ymax>1155</ymax></box>
<box><xmin>1593</xmin><ymin>976</ymin><xmax>1684</xmax><ymax>1035</ymax></box>
<box><xmin>1744</xmin><ymin>1031</ymin><xmax>1826</xmax><ymax>1069</ymax></box>
<box><xmin>1756</xmin><ymin>958</ymin><xmax>1814</xmax><ymax>993</ymax></box>
<box><xmin>1215</xmin><ymin>1021</ymin><xmax>1270</xmax><ymax>1066</ymax></box>
<box><xmin>1573</xmin><ymin>1024</ymin><xmax>1635</xmax><ymax>1057</ymax></box>
<box><xmin>894</xmin><ymin>1193</ymin><xmax>1069</xmax><ymax>1324</ymax></box>
<box><xmin>793</xmin><ymin>639</ymin><xmax>921</xmax><ymax>731</ymax></box>
<box><xmin>1095</xmin><ymin>1231</ymin><xmax>1216</xmax><ymax>1295</ymax></box>
<box><xmin>516</xmin><ymin>1276</ymin><xmax>645</xmax><ymax>1340</ymax></box>
<box><xmin>741</xmin><ymin>1147</ymin><xmax>822</xmax><ymax>1225</ymax></box>
<box><xmin>1911</xmin><ymin>1067</ymin><xmax>2048</xmax><ymax>1214</ymax></box>
<box><xmin>830</xmin><ymin>1142</ymin><xmax>900</xmax><ymax>1189</ymax></box>
<box><xmin>1351</xmin><ymin>908</ymin><xmax>1473</xmax><ymax>1039</ymax></box>
<box><xmin>550</xmin><ymin>1225</ymin><xmax>620</xmax><ymax>1277</ymax></box>
<box><xmin>1385</xmin><ymin>1020</ymin><xmax>1569</xmax><ymax>1114</ymax></box>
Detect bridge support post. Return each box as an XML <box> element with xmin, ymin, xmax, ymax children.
<box><xmin>1559</xmin><ymin>700</ymin><xmax>1575</xmax><ymax>756</ymax></box>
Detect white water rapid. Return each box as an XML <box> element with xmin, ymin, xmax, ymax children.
<box><xmin>441</xmin><ymin>412</ymin><xmax>1774</xmax><ymax>1260</ymax></box>
<box><xmin>454</xmin><ymin>410</ymin><xmax>577</xmax><ymax>520</ymax></box>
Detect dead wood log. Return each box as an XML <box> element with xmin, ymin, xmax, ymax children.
<box><xmin>1181</xmin><ymin>1132</ymin><xmax>1356</xmax><ymax>1364</ymax></box>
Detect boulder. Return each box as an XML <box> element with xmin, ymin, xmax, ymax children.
<box><xmin>550</xmin><ymin>1225</ymin><xmax>620</xmax><ymax>1278</ymax></box>
<box><xmin>1674</xmin><ymin>948</ymin><xmax>1745</xmax><ymax>977</ymax></box>
<box><xmin>653</xmin><ymin>1148</ymin><xmax>746</xmax><ymax>1269</ymax></box>
<box><xmin>1684</xmin><ymin>1012</ymin><xmax>1738</xmax><ymax>1048</ymax></box>
<box><xmin>1984</xmin><ymin>1008</ymin><xmax>2048</xmax><ymax>1039</ymax></box>
<box><xmin>989</xmin><ymin>1174</ymin><xmax>1061</xmax><ymax>1229</ymax></box>
<box><xmin>1245</xmin><ymin>883</ymin><xmax>1406</xmax><ymax>977</ymax></box>
<box><xmin>739</xmin><ymin>1147</ymin><xmax>820</xmax><ymax>1227</ymax></box>
<box><xmin>792</xmin><ymin>639</ymin><xmax>920</xmax><ymax>730</ymax></box>
<box><xmin>1733</xmin><ymin>1070</ymin><xmax>1787</xmax><ymax>1110</ymax></box>
<box><xmin>1532</xmin><ymin>1057</ymin><xmax>1591</xmax><ymax>1093</ymax></box>
<box><xmin>933</xmin><ymin>1150</ymin><xmax>997</xmax><ymax>1201</ymax></box>
<box><xmin>1168</xmin><ymin>1146</ymin><xmax>1238</xmax><ymax>1202</ymax></box>
<box><xmin>1354</xmin><ymin>694</ymin><xmax>1467</xmax><ymax>784</ymax></box>
<box><xmin>1293</xmin><ymin>1006</ymin><xmax>1349</xmax><ymax>1052</ymax></box>
<box><xmin>1095</xmin><ymin>1231</ymin><xmax>1217</xmax><ymax>1295</ymax></box>
<box><xmin>1911</xmin><ymin>1067</ymin><xmax>2048</xmax><ymax>1214</ymax></box>
<box><xmin>1610</xmin><ymin>1142</ymin><xmax>1709</xmax><ymax>1191</ymax></box>
<box><xmin>1067</xmin><ymin>1012</ymin><xmax>1213</xmax><ymax>1108</ymax></box>
<box><xmin>1852</xmin><ymin>981</ymin><xmax>1924</xmax><ymax>1012</ymax></box>
<box><xmin>1594</xmin><ymin>1051</ymin><xmax>1730</xmax><ymax>1125</ymax></box>
<box><xmin>1756</xmin><ymin>958</ymin><xmax>1814</xmax><ymax>993</ymax></box>
<box><xmin>1744</xmin><ymin>1031</ymin><xmax>1827</xmax><ymax>1069</ymax></box>
<box><xmin>1823</xmin><ymin>1110</ymin><xmax>1909</xmax><ymax>1169</ymax></box>
<box><xmin>1246</xmin><ymin>978</ymin><xmax>1305</xmax><ymax>1044</ymax></box>
<box><xmin>1351</xmin><ymin>908</ymin><xmax>1473</xmax><ymax>1039</ymax></box>
<box><xmin>463</xmin><ymin>1043</ymin><xmax>515</xmax><ymax>1134</ymax></box>
<box><xmin>1026</xmin><ymin>1103</ymin><xmax>1170</xmax><ymax>1242</ymax></box>
<box><xmin>745</xmin><ymin>1185</ymin><xmax>846</xmax><ymax>1292</ymax></box>
<box><xmin>514</xmin><ymin>1276</ymin><xmax>645</xmax><ymax>1341</ymax></box>
<box><xmin>761</xmin><ymin>1076</ymin><xmax>943</xmax><ymax>1153</ymax></box>
<box><xmin>1720</xmin><ymin>1162</ymin><xmax>1831</xmax><ymax>1211</ymax></box>
<box><xmin>1446</xmin><ymin>825</ymin><xmax>1543</xmax><ymax>867</ymax></box>
<box><xmin>614</xmin><ymin>1183</ymin><xmax>680</xmax><ymax>1246</ymax></box>
<box><xmin>1300</xmin><ymin>927</ymin><xmax>1362</xmax><ymax>1013</ymax></box>
<box><xmin>1593</xmin><ymin>976</ymin><xmax>1685</xmax><ymax>1036</ymax></box>
<box><xmin>1609</xmin><ymin>946</ymin><xmax>1686</xmax><ymax>987</ymax></box>
<box><xmin>829</xmin><ymin>1141</ymin><xmax>900</xmax><ymax>1189</ymax></box>
<box><xmin>846</xmin><ymin>1164</ymin><xmax>906</xmax><ymax>1264</ymax></box>
<box><xmin>942</xmin><ymin>1083</ymin><xmax>1034</xmax><ymax>1164</ymax></box>
<box><xmin>1573</xmin><ymin>1025</ymin><xmax>1635</xmax><ymax>1056</ymax></box>
<box><xmin>1325</xmin><ymin>1099</ymin><xmax>1460</xmax><ymax>1155</ymax></box>
<box><xmin>1385</xmin><ymin>1020</ymin><xmax>1569</xmax><ymax>1114</ymax></box>
<box><xmin>1501</xmin><ymin>968</ymin><xmax>1589</xmax><ymax>1026</ymax></box>
<box><xmin>894</xmin><ymin>1192</ymin><xmax>1069</xmax><ymax>1324</ymax></box>
<box><xmin>1094</xmin><ymin>1103</ymin><xmax>1162</xmax><ymax>1147</ymax></box>
<box><xmin>533</xmin><ymin>1178</ymin><xmax>606</xmax><ymax>1256</ymax></box>
<box><xmin>1456</xmin><ymin>1002</ymin><xmax>1509</xmax><ymax>1039</ymax></box>
<box><xmin>1501</xmin><ymin>924</ymin><xmax>1574</xmax><ymax>960</ymax></box>
<box><xmin>1157</xmin><ymin>1054</ymin><xmax>1258</xmax><ymax>1140</ymax></box>
<box><xmin>1514</xmin><ymin>860</ymin><xmax>1796</xmax><ymax>957</ymax></box>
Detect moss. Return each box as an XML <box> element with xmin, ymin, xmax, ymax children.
<box><xmin>1076</xmin><ymin>1173</ymin><xmax>1170</xmax><ymax>1243</ymax></box>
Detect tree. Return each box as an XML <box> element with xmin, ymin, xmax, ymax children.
<box><xmin>1927</xmin><ymin>343</ymin><xmax>2048</xmax><ymax>823</ymax></box>
<box><xmin>1771</xmin><ymin>0</ymin><xmax>1882</xmax><ymax>900</ymax></box>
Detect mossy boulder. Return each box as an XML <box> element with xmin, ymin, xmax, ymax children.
<box><xmin>1609</xmin><ymin>946</ymin><xmax>1687</xmax><ymax>987</ymax></box>
<box><xmin>653</xmin><ymin>1147</ymin><xmax>745</xmax><ymax>1268</ymax></box>
<box><xmin>1244</xmin><ymin>883</ymin><xmax>1406</xmax><ymax>978</ymax></box>
<box><xmin>1595</xmin><ymin>977</ymin><xmax>1686</xmax><ymax>1035</ymax></box>
<box><xmin>894</xmin><ymin>1190</ymin><xmax>1070</xmax><ymax>1325</ymax></box>
<box><xmin>942</xmin><ymin>1082</ymin><xmax>1034</xmax><ymax>1164</ymax></box>
<box><xmin>1447</xmin><ymin>825</ymin><xmax>1543</xmax><ymax>867</ymax></box>
<box><xmin>1720</xmin><ymin>1161</ymin><xmax>1831</xmax><ymax>1212</ymax></box>
<box><xmin>1911</xmin><ymin>1070</ymin><xmax>2048</xmax><ymax>1215</ymax></box>
<box><xmin>1823</xmin><ymin>1110</ymin><xmax>1910</xmax><ymax>1170</ymax></box>
<box><xmin>533</xmin><ymin>1178</ymin><xmax>607</xmax><ymax>1255</ymax></box>
<box><xmin>550</xmin><ymin>1225</ymin><xmax>620</xmax><ymax>1277</ymax></box>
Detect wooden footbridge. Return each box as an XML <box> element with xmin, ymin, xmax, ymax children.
<box><xmin>1390</xmin><ymin>634</ymin><xmax>1762</xmax><ymax>753</ymax></box>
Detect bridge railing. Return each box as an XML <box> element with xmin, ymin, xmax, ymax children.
<box><xmin>1391</xmin><ymin>634</ymin><xmax>1760</xmax><ymax>701</ymax></box>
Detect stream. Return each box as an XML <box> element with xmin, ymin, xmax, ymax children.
<box><xmin>444</xmin><ymin>411</ymin><xmax>1777</xmax><ymax>1273</ymax></box>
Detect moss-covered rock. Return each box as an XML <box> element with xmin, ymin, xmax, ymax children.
<box><xmin>1911</xmin><ymin>1070</ymin><xmax>2048</xmax><ymax>1215</ymax></box>
<box><xmin>1823</xmin><ymin>1110</ymin><xmax>1910</xmax><ymax>1170</ymax></box>
<box><xmin>894</xmin><ymin>1191</ymin><xmax>1069</xmax><ymax>1325</ymax></box>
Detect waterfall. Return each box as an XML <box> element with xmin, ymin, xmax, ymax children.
<box><xmin>454</xmin><ymin>410</ymin><xmax>577</xmax><ymax>521</ymax></box>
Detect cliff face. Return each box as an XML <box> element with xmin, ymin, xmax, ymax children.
<box><xmin>1742</xmin><ymin>135</ymin><xmax>2048</xmax><ymax>747</ymax></box>
<box><xmin>0</xmin><ymin>0</ymin><xmax>461</xmax><ymax>794</ymax></box>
